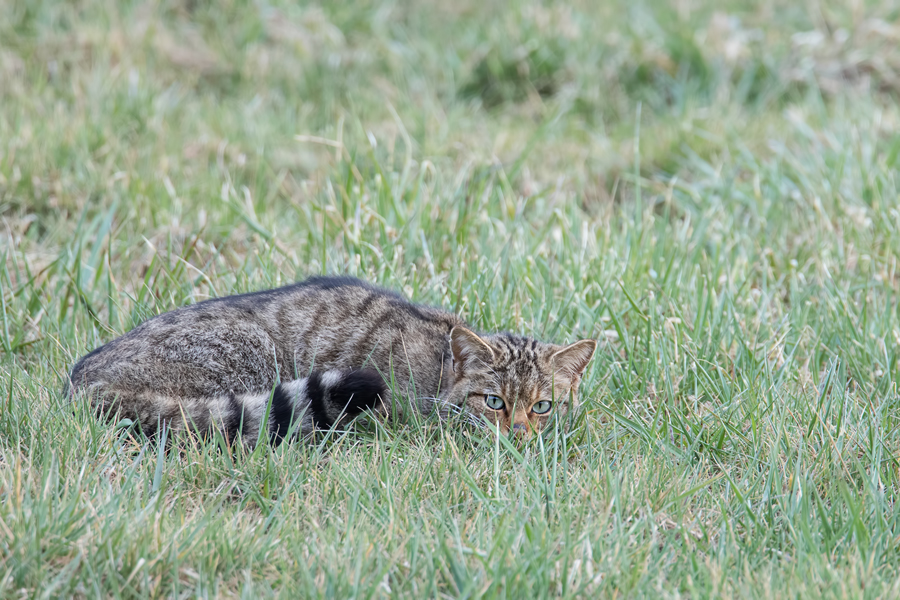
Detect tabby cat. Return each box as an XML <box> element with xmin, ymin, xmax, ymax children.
<box><xmin>66</xmin><ymin>276</ymin><xmax>596</xmax><ymax>444</ymax></box>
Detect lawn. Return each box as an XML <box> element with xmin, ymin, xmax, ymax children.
<box><xmin>2</xmin><ymin>0</ymin><xmax>900</xmax><ymax>597</ymax></box>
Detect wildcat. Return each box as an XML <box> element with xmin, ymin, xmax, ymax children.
<box><xmin>66</xmin><ymin>276</ymin><xmax>596</xmax><ymax>444</ymax></box>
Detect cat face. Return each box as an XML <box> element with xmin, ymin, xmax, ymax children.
<box><xmin>447</xmin><ymin>327</ymin><xmax>596</xmax><ymax>436</ymax></box>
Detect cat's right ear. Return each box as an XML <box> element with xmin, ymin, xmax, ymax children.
<box><xmin>449</xmin><ymin>327</ymin><xmax>495</xmax><ymax>376</ymax></box>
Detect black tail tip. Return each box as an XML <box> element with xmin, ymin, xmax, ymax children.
<box><xmin>330</xmin><ymin>369</ymin><xmax>387</xmax><ymax>415</ymax></box>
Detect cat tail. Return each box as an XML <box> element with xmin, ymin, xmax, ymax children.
<box><xmin>83</xmin><ymin>368</ymin><xmax>387</xmax><ymax>446</ymax></box>
<box><xmin>265</xmin><ymin>368</ymin><xmax>387</xmax><ymax>444</ymax></box>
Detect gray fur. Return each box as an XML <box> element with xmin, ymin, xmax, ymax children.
<box><xmin>66</xmin><ymin>276</ymin><xmax>596</xmax><ymax>443</ymax></box>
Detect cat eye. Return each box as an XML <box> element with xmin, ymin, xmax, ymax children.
<box><xmin>531</xmin><ymin>400</ymin><xmax>552</xmax><ymax>415</ymax></box>
<box><xmin>484</xmin><ymin>395</ymin><xmax>505</xmax><ymax>410</ymax></box>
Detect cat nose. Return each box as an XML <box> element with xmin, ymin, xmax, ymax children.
<box><xmin>511</xmin><ymin>423</ymin><xmax>528</xmax><ymax>436</ymax></box>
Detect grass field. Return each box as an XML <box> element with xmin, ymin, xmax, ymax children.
<box><xmin>2</xmin><ymin>0</ymin><xmax>900</xmax><ymax>597</ymax></box>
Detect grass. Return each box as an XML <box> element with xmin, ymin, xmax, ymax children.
<box><xmin>2</xmin><ymin>0</ymin><xmax>900</xmax><ymax>596</ymax></box>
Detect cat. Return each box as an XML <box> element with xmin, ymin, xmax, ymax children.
<box><xmin>66</xmin><ymin>276</ymin><xmax>596</xmax><ymax>445</ymax></box>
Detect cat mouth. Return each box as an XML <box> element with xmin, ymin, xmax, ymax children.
<box><xmin>511</xmin><ymin>422</ymin><xmax>530</xmax><ymax>436</ymax></box>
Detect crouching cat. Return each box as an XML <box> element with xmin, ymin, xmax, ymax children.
<box><xmin>66</xmin><ymin>276</ymin><xmax>596</xmax><ymax>445</ymax></box>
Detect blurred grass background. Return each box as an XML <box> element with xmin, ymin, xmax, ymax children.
<box><xmin>2</xmin><ymin>0</ymin><xmax>900</xmax><ymax>597</ymax></box>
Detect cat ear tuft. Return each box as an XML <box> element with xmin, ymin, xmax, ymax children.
<box><xmin>551</xmin><ymin>339</ymin><xmax>597</xmax><ymax>381</ymax></box>
<box><xmin>449</xmin><ymin>327</ymin><xmax>495</xmax><ymax>375</ymax></box>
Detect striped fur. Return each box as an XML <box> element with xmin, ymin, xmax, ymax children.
<box><xmin>87</xmin><ymin>369</ymin><xmax>385</xmax><ymax>445</ymax></box>
<box><xmin>66</xmin><ymin>276</ymin><xmax>596</xmax><ymax>443</ymax></box>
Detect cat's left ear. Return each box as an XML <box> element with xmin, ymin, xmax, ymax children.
<box><xmin>551</xmin><ymin>339</ymin><xmax>597</xmax><ymax>381</ymax></box>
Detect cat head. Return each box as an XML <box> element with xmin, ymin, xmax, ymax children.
<box><xmin>446</xmin><ymin>326</ymin><xmax>596</xmax><ymax>437</ymax></box>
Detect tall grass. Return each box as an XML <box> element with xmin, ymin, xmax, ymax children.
<box><xmin>2</xmin><ymin>0</ymin><xmax>899</xmax><ymax>596</ymax></box>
